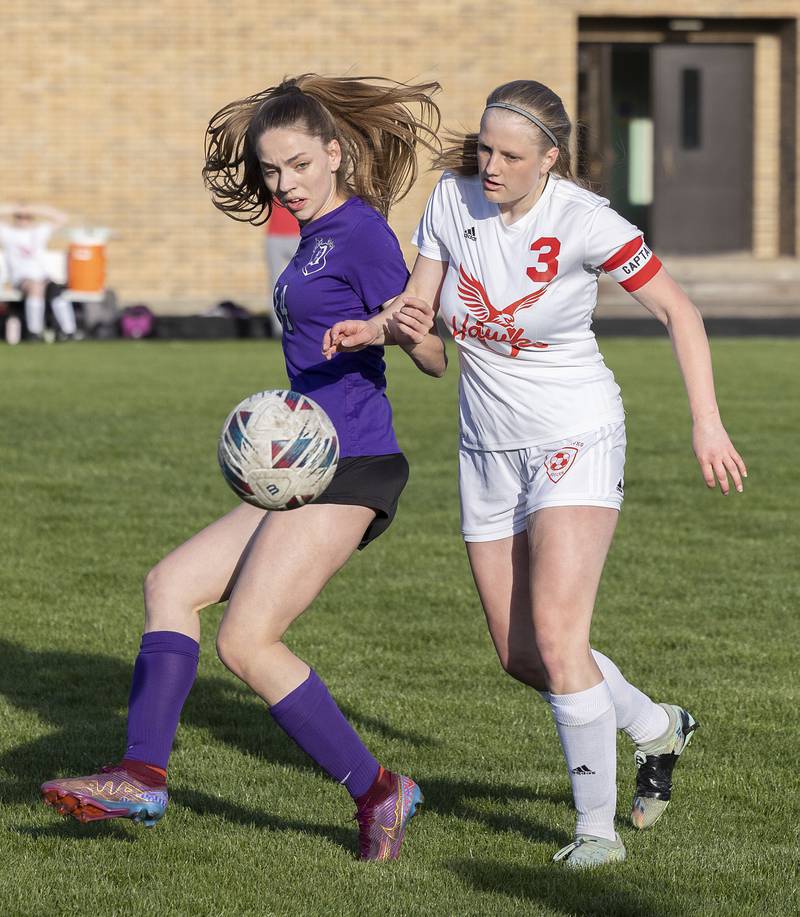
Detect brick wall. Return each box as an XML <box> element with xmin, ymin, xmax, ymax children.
<box><xmin>1</xmin><ymin>1</ymin><xmax>796</xmax><ymax>311</ymax></box>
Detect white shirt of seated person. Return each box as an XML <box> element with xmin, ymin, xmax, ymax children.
<box><xmin>0</xmin><ymin>222</ymin><xmax>55</xmax><ymax>285</ymax></box>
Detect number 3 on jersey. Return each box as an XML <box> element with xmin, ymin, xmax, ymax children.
<box><xmin>527</xmin><ymin>237</ymin><xmax>561</xmax><ymax>283</ymax></box>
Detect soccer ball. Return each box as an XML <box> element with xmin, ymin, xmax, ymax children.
<box><xmin>218</xmin><ymin>390</ymin><xmax>339</xmax><ymax>511</ymax></box>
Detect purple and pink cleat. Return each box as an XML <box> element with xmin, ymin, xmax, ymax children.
<box><xmin>41</xmin><ymin>761</ymin><xmax>423</xmax><ymax>857</ymax></box>
<box><xmin>355</xmin><ymin>770</ymin><xmax>423</xmax><ymax>861</ymax></box>
<box><xmin>40</xmin><ymin>764</ymin><xmax>168</xmax><ymax>827</ymax></box>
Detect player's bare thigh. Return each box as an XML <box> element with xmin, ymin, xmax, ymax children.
<box><xmin>527</xmin><ymin>505</ymin><xmax>619</xmax><ymax>693</ymax></box>
<box><xmin>216</xmin><ymin>502</ymin><xmax>375</xmax><ymax>700</ymax></box>
<box><xmin>143</xmin><ymin>502</ymin><xmax>268</xmax><ymax>639</ymax></box>
<box><xmin>219</xmin><ymin>502</ymin><xmax>375</xmax><ymax>644</ymax></box>
<box><xmin>466</xmin><ymin>532</ymin><xmax>548</xmax><ymax>689</ymax></box>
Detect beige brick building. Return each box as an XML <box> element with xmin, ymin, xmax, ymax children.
<box><xmin>2</xmin><ymin>2</ymin><xmax>797</xmax><ymax>312</ymax></box>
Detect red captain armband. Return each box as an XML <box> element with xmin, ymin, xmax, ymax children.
<box><xmin>601</xmin><ymin>237</ymin><xmax>662</xmax><ymax>292</ymax></box>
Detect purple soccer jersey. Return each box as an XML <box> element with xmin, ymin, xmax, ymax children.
<box><xmin>273</xmin><ymin>197</ymin><xmax>409</xmax><ymax>456</ymax></box>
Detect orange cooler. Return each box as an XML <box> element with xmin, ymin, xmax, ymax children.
<box><xmin>67</xmin><ymin>229</ymin><xmax>110</xmax><ymax>294</ymax></box>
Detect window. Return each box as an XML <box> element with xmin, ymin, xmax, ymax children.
<box><xmin>681</xmin><ymin>68</ymin><xmax>701</xmax><ymax>149</ymax></box>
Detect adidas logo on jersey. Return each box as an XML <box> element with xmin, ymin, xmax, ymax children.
<box><xmin>463</xmin><ymin>226</ymin><xmax>477</xmax><ymax>242</ymax></box>
<box><xmin>570</xmin><ymin>764</ymin><xmax>596</xmax><ymax>776</ymax></box>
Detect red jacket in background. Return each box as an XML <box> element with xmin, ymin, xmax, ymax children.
<box><xmin>265</xmin><ymin>204</ymin><xmax>300</xmax><ymax>237</ymax></box>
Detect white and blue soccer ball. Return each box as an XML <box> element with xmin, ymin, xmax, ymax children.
<box><xmin>218</xmin><ymin>390</ymin><xmax>339</xmax><ymax>511</ymax></box>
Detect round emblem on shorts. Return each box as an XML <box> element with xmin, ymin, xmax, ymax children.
<box><xmin>545</xmin><ymin>446</ymin><xmax>578</xmax><ymax>483</ymax></box>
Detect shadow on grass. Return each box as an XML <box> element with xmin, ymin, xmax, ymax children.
<box><xmin>419</xmin><ymin>776</ymin><xmax>572</xmax><ymax>847</ymax></box>
<box><xmin>447</xmin><ymin>857</ymin><xmax>681</xmax><ymax>917</ymax></box>
<box><xmin>0</xmin><ymin>639</ymin><xmax>430</xmax><ymax>803</ymax></box>
<box><xmin>11</xmin><ymin>790</ymin><xmax>356</xmax><ymax>854</ymax></box>
<box><xmin>171</xmin><ymin>787</ymin><xmax>355</xmax><ymax>853</ymax></box>
<box><xmin>12</xmin><ymin>820</ymin><xmax>138</xmax><ymax>843</ymax></box>
<box><xmin>1</xmin><ymin>639</ymin><xmax>569</xmax><ymax>853</ymax></box>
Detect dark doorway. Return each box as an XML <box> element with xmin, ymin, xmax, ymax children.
<box><xmin>610</xmin><ymin>46</ymin><xmax>651</xmax><ymax>237</ymax></box>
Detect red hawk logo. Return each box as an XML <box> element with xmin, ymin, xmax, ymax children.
<box><xmin>545</xmin><ymin>447</ymin><xmax>578</xmax><ymax>483</ymax></box>
<box><xmin>457</xmin><ymin>265</ymin><xmax>550</xmax><ymax>327</ymax></box>
<box><xmin>453</xmin><ymin>265</ymin><xmax>550</xmax><ymax>357</ymax></box>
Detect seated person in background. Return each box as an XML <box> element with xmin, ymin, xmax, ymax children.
<box><xmin>0</xmin><ymin>203</ymin><xmax>77</xmax><ymax>341</ymax></box>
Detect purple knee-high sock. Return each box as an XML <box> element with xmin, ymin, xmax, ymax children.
<box><xmin>269</xmin><ymin>669</ymin><xmax>380</xmax><ymax>799</ymax></box>
<box><xmin>124</xmin><ymin>630</ymin><xmax>200</xmax><ymax>770</ymax></box>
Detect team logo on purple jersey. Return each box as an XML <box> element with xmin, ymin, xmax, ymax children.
<box><xmin>302</xmin><ymin>237</ymin><xmax>335</xmax><ymax>276</ymax></box>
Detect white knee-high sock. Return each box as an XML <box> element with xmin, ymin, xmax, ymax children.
<box><xmin>534</xmin><ymin>654</ymin><xmax>669</xmax><ymax>745</ymax></box>
<box><xmin>591</xmin><ymin>650</ymin><xmax>669</xmax><ymax>745</ymax></box>
<box><xmin>550</xmin><ymin>680</ymin><xmax>617</xmax><ymax>841</ymax></box>
<box><xmin>51</xmin><ymin>294</ymin><xmax>76</xmax><ymax>335</ymax></box>
<box><xmin>25</xmin><ymin>294</ymin><xmax>45</xmax><ymax>335</ymax></box>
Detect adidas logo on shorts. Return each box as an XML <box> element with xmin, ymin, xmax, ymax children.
<box><xmin>463</xmin><ymin>226</ymin><xmax>477</xmax><ymax>242</ymax></box>
<box><xmin>570</xmin><ymin>764</ymin><xmax>596</xmax><ymax>776</ymax></box>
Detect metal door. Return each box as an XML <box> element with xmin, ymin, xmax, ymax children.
<box><xmin>652</xmin><ymin>44</ymin><xmax>753</xmax><ymax>253</ymax></box>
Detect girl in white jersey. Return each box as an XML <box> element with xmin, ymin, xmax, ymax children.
<box><xmin>325</xmin><ymin>79</ymin><xmax>747</xmax><ymax>867</ymax></box>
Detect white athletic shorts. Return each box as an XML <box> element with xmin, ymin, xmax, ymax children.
<box><xmin>459</xmin><ymin>422</ymin><xmax>626</xmax><ymax>542</ymax></box>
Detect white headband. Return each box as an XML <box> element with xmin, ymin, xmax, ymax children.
<box><xmin>485</xmin><ymin>102</ymin><xmax>559</xmax><ymax>148</ymax></box>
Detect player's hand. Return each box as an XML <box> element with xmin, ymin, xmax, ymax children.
<box><xmin>692</xmin><ymin>417</ymin><xmax>747</xmax><ymax>495</ymax></box>
<box><xmin>322</xmin><ymin>319</ymin><xmax>380</xmax><ymax>359</ymax></box>
<box><xmin>388</xmin><ymin>296</ymin><xmax>436</xmax><ymax>347</ymax></box>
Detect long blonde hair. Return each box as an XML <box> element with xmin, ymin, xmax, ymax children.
<box><xmin>203</xmin><ymin>74</ymin><xmax>441</xmax><ymax>222</ymax></box>
<box><xmin>434</xmin><ymin>80</ymin><xmax>578</xmax><ymax>182</ymax></box>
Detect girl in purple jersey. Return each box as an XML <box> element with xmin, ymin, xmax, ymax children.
<box><xmin>41</xmin><ymin>74</ymin><xmax>446</xmax><ymax>861</ymax></box>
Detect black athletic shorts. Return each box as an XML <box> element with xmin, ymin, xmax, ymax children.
<box><xmin>313</xmin><ymin>453</ymin><xmax>409</xmax><ymax>549</ymax></box>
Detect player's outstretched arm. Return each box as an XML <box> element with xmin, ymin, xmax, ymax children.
<box><xmin>631</xmin><ymin>266</ymin><xmax>748</xmax><ymax>495</ymax></box>
<box><xmin>323</xmin><ymin>254</ymin><xmax>448</xmax><ymax>377</ymax></box>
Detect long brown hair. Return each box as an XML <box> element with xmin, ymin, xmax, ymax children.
<box><xmin>203</xmin><ymin>74</ymin><xmax>441</xmax><ymax>223</ymax></box>
<box><xmin>434</xmin><ymin>80</ymin><xmax>577</xmax><ymax>182</ymax></box>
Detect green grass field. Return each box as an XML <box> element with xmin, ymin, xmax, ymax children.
<box><xmin>1</xmin><ymin>338</ymin><xmax>797</xmax><ymax>916</ymax></box>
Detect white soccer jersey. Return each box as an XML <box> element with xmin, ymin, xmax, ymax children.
<box><xmin>412</xmin><ymin>172</ymin><xmax>662</xmax><ymax>449</ymax></box>
<box><xmin>0</xmin><ymin>223</ymin><xmax>54</xmax><ymax>285</ymax></box>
